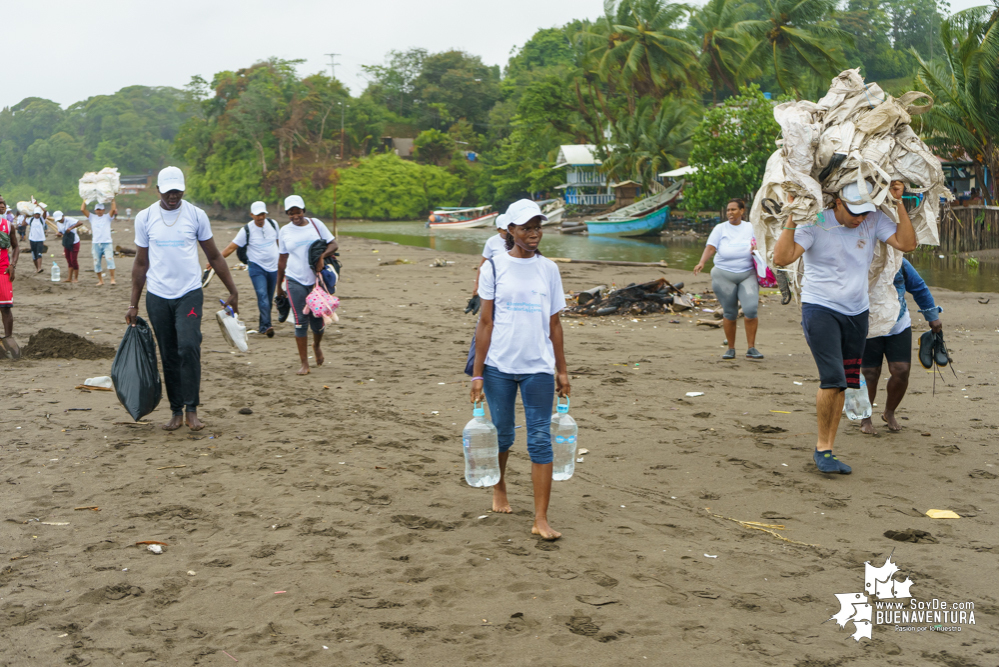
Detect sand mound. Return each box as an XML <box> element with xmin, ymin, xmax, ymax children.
<box><xmin>24</xmin><ymin>328</ymin><xmax>116</xmax><ymax>360</ymax></box>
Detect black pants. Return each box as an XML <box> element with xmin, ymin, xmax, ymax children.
<box><xmin>146</xmin><ymin>288</ymin><xmax>203</xmax><ymax>415</ymax></box>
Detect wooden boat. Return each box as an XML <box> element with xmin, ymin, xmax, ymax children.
<box><xmin>536</xmin><ymin>199</ymin><xmax>565</xmax><ymax>226</ymax></box>
<box><xmin>585</xmin><ymin>180</ymin><xmax>683</xmax><ymax>237</ymax></box>
<box><xmin>427</xmin><ymin>205</ymin><xmax>497</xmax><ymax>229</ymax></box>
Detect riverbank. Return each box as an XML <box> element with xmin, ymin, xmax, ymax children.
<box><xmin>1</xmin><ymin>236</ymin><xmax>996</xmax><ymax>665</ymax></box>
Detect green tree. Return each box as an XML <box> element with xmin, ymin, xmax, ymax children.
<box><xmin>601</xmin><ymin>96</ymin><xmax>701</xmax><ymax>185</ymax></box>
<box><xmin>742</xmin><ymin>0</ymin><xmax>853</xmax><ymax>96</ymax></box>
<box><xmin>413</xmin><ymin>128</ymin><xmax>456</xmax><ymax>166</ymax></box>
<box><xmin>413</xmin><ymin>50</ymin><xmax>502</xmax><ymax>131</ymax></box>
<box><xmin>838</xmin><ymin>0</ymin><xmax>913</xmax><ymax>81</ymax></box>
<box><xmin>690</xmin><ymin>0</ymin><xmax>761</xmax><ymax>100</ymax></box>
<box><xmin>684</xmin><ymin>85</ymin><xmax>783</xmax><ymax>211</ymax></box>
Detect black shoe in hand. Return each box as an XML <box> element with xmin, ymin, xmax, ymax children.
<box><xmin>464</xmin><ymin>294</ymin><xmax>481</xmax><ymax>315</ymax></box>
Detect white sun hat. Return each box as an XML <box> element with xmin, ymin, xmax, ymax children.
<box><xmin>250</xmin><ymin>201</ymin><xmax>268</xmax><ymax>215</ymax></box>
<box><xmin>495</xmin><ymin>213</ymin><xmax>509</xmax><ymax>229</ymax></box>
<box><xmin>505</xmin><ymin>199</ymin><xmax>548</xmax><ymax>227</ymax></box>
<box><xmin>840</xmin><ymin>181</ymin><xmax>877</xmax><ymax>215</ymax></box>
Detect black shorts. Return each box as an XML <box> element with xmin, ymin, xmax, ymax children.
<box><xmin>801</xmin><ymin>303</ymin><xmax>869</xmax><ymax>390</ymax></box>
<box><xmin>862</xmin><ymin>327</ymin><xmax>912</xmax><ymax>367</ymax></box>
<box><xmin>30</xmin><ymin>240</ymin><xmax>45</xmax><ymax>260</ymax></box>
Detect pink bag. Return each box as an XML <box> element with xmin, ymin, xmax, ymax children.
<box><xmin>303</xmin><ymin>280</ymin><xmax>340</xmax><ymax>325</ymax></box>
<box><xmin>751</xmin><ymin>238</ymin><xmax>778</xmax><ymax>288</ymax></box>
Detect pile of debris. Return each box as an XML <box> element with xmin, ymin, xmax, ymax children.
<box><xmin>565</xmin><ymin>278</ymin><xmax>696</xmax><ymax>317</ymax></box>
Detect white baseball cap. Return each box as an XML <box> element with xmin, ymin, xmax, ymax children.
<box><xmin>157</xmin><ymin>166</ymin><xmax>186</xmax><ymax>193</ymax></box>
<box><xmin>284</xmin><ymin>195</ymin><xmax>305</xmax><ymax>211</ymax></box>
<box><xmin>495</xmin><ymin>213</ymin><xmax>509</xmax><ymax>229</ymax></box>
<box><xmin>53</xmin><ymin>210</ymin><xmax>64</xmax><ymax>221</ymax></box>
<box><xmin>505</xmin><ymin>199</ymin><xmax>548</xmax><ymax>227</ymax></box>
<box><xmin>250</xmin><ymin>201</ymin><xmax>268</xmax><ymax>215</ymax></box>
<box><xmin>840</xmin><ymin>181</ymin><xmax>877</xmax><ymax>215</ymax></box>
<box><xmin>94</xmin><ymin>202</ymin><xmax>106</xmax><ymax>210</ymax></box>
<box><xmin>33</xmin><ymin>207</ymin><xmax>42</xmax><ymax>215</ymax></box>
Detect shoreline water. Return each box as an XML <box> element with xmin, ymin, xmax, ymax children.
<box><xmin>1</xmin><ymin>235</ymin><xmax>996</xmax><ymax>665</ymax></box>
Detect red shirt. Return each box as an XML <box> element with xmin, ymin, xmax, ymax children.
<box><xmin>0</xmin><ymin>218</ymin><xmax>10</xmax><ymax>271</ymax></box>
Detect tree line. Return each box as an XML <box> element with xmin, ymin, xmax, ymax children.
<box><xmin>4</xmin><ymin>0</ymin><xmax>995</xmax><ymax>218</ymax></box>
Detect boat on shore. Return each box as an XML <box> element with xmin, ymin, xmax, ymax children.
<box><xmin>427</xmin><ymin>205</ymin><xmax>497</xmax><ymax>229</ymax></box>
<box><xmin>585</xmin><ymin>180</ymin><xmax>683</xmax><ymax>237</ymax></box>
<box><xmin>536</xmin><ymin>199</ymin><xmax>565</xmax><ymax>226</ymax></box>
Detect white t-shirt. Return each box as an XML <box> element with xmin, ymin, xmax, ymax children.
<box><xmin>28</xmin><ymin>216</ymin><xmax>46</xmax><ymax>242</ymax></box>
<box><xmin>278</xmin><ymin>218</ymin><xmax>334</xmax><ymax>286</ymax></box>
<box><xmin>134</xmin><ymin>201</ymin><xmax>213</xmax><ymax>299</ymax></box>
<box><xmin>482</xmin><ymin>233</ymin><xmax>507</xmax><ymax>259</ymax></box>
<box><xmin>479</xmin><ymin>252</ymin><xmax>567</xmax><ymax>375</ymax></box>
<box><xmin>233</xmin><ymin>219</ymin><xmax>280</xmax><ymax>272</ymax></box>
<box><xmin>58</xmin><ymin>218</ymin><xmax>79</xmax><ymax>244</ymax></box>
<box><xmin>795</xmin><ymin>209</ymin><xmax>897</xmax><ymax>316</ymax></box>
<box><xmin>706</xmin><ymin>220</ymin><xmax>754</xmax><ymax>273</ymax></box>
<box><xmin>89</xmin><ymin>212</ymin><xmax>115</xmax><ymax>244</ymax></box>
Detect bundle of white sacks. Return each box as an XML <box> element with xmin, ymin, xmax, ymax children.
<box><xmin>78</xmin><ymin>167</ymin><xmax>121</xmax><ymax>204</ymax></box>
<box><xmin>750</xmin><ymin>68</ymin><xmax>952</xmax><ymax>336</ymax></box>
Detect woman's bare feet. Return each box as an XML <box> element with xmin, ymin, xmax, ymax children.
<box><xmin>186</xmin><ymin>412</ymin><xmax>204</xmax><ymax>431</ymax></box>
<box><xmin>314</xmin><ymin>345</ymin><xmax>324</xmax><ymax>366</ymax></box>
<box><xmin>62</xmin><ymin>277</ymin><xmax>72</xmax><ymax>283</ymax></box>
<box><xmin>162</xmin><ymin>414</ymin><xmax>184</xmax><ymax>431</ymax></box>
<box><xmin>860</xmin><ymin>417</ymin><xmax>877</xmax><ymax>435</ymax></box>
<box><xmin>881</xmin><ymin>412</ymin><xmax>902</xmax><ymax>432</ymax></box>
<box><xmin>492</xmin><ymin>484</ymin><xmax>512</xmax><ymax>513</ymax></box>
<box><xmin>532</xmin><ymin>518</ymin><xmax>561</xmax><ymax>541</ymax></box>
<box><xmin>296</xmin><ymin>362</ymin><xmax>310</xmax><ymax>375</ymax></box>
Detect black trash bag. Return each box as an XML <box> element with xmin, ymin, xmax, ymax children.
<box><xmin>111</xmin><ymin>317</ymin><xmax>162</xmax><ymax>421</ymax></box>
<box><xmin>275</xmin><ymin>294</ymin><xmax>291</xmax><ymax>323</ymax></box>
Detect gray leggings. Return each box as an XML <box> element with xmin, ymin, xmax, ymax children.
<box><xmin>711</xmin><ymin>266</ymin><xmax>759</xmax><ymax>320</ymax></box>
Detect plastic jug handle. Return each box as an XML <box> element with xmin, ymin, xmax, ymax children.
<box><xmin>219</xmin><ymin>298</ymin><xmax>234</xmax><ymax>318</ymax></box>
<box><xmin>473</xmin><ymin>400</ymin><xmax>484</xmax><ymax>411</ymax></box>
<box><xmin>557</xmin><ymin>396</ymin><xmax>570</xmax><ymax>410</ymax></box>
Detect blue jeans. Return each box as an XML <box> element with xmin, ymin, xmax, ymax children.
<box><xmin>247</xmin><ymin>262</ymin><xmax>277</xmax><ymax>332</ymax></box>
<box><xmin>482</xmin><ymin>365</ymin><xmax>555</xmax><ymax>464</ymax></box>
<box><xmin>92</xmin><ymin>242</ymin><xmax>115</xmax><ymax>273</ymax></box>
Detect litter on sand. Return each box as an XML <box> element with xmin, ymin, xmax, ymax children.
<box><xmin>685</xmin><ymin>392</ymin><xmax>704</xmax><ymax>397</ymax></box>
<box><xmin>925</xmin><ymin>509</ymin><xmax>961</xmax><ymax>519</ymax></box>
<box><xmin>578</xmin><ymin>449</ymin><xmax>589</xmax><ymax>455</ymax></box>
<box><xmin>147</xmin><ymin>545</ymin><xmax>163</xmax><ymax>554</ymax></box>
<box><xmin>40</xmin><ymin>521</ymin><xmax>69</xmax><ymax>526</ymax></box>
<box><xmin>706</xmin><ymin>510</ymin><xmax>819</xmax><ymax>547</ymax></box>
<box><xmin>704</xmin><ymin>554</ymin><xmax>718</xmax><ymax>558</ymax></box>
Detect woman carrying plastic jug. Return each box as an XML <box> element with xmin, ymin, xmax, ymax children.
<box><xmin>469</xmin><ymin>199</ymin><xmax>569</xmax><ymax>541</ymax></box>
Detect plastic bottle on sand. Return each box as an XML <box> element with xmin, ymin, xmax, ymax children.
<box><xmin>551</xmin><ymin>397</ymin><xmax>578</xmax><ymax>481</ymax></box>
<box><xmin>463</xmin><ymin>402</ymin><xmax>499</xmax><ymax>487</ymax></box>
<box><xmin>844</xmin><ymin>376</ymin><xmax>872</xmax><ymax>420</ymax></box>
<box><xmin>51</xmin><ymin>262</ymin><xmax>60</xmax><ymax>282</ymax></box>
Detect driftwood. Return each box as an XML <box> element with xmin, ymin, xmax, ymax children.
<box><xmin>565</xmin><ymin>278</ymin><xmax>686</xmax><ymax>317</ymax></box>
<box><xmin>115</xmin><ymin>245</ymin><xmax>136</xmax><ymax>257</ymax></box>
<box><xmin>577</xmin><ymin>285</ymin><xmax>607</xmax><ymax>306</ymax></box>
<box><xmin>696</xmin><ymin>319</ymin><xmax>723</xmax><ymax>328</ymax></box>
<box><xmin>549</xmin><ymin>257</ymin><xmax>669</xmax><ymax>268</ymax></box>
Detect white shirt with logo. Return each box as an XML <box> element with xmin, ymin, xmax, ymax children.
<box><xmin>706</xmin><ymin>220</ymin><xmax>755</xmax><ymax>273</ymax></box>
<box><xmin>134</xmin><ymin>201</ymin><xmax>213</xmax><ymax>299</ymax></box>
<box><xmin>233</xmin><ymin>220</ymin><xmax>280</xmax><ymax>272</ymax></box>
<box><xmin>28</xmin><ymin>217</ymin><xmax>46</xmax><ymax>242</ymax></box>
<box><xmin>479</xmin><ymin>252</ymin><xmax>566</xmax><ymax>375</ymax></box>
<box><xmin>88</xmin><ymin>212</ymin><xmax>115</xmax><ymax>244</ymax></box>
<box><xmin>278</xmin><ymin>219</ymin><xmax>334</xmax><ymax>286</ymax></box>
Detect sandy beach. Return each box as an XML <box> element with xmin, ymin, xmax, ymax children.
<box><xmin>1</xmin><ymin>232</ymin><xmax>997</xmax><ymax>666</ymax></box>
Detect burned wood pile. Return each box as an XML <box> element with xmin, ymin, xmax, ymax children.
<box><xmin>565</xmin><ymin>278</ymin><xmax>695</xmax><ymax>317</ymax></box>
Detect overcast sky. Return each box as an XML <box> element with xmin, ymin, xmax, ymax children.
<box><xmin>5</xmin><ymin>0</ymin><xmax>988</xmax><ymax>111</ymax></box>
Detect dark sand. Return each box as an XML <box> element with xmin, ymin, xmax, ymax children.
<box><xmin>1</xmin><ymin>232</ymin><xmax>997</xmax><ymax>665</ymax></box>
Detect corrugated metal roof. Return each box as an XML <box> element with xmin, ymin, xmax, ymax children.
<box><xmin>555</xmin><ymin>144</ymin><xmax>601</xmax><ymax>167</ymax></box>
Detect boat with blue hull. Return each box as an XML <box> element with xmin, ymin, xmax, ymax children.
<box><xmin>586</xmin><ymin>206</ymin><xmax>669</xmax><ymax>236</ymax></box>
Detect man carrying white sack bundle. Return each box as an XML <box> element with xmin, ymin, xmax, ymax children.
<box><xmin>126</xmin><ymin>166</ymin><xmax>239</xmax><ymax>432</ymax></box>
<box><xmin>773</xmin><ymin>179</ymin><xmax>916</xmax><ymax>474</ymax></box>
<box><xmin>80</xmin><ymin>199</ymin><xmax>118</xmax><ymax>285</ymax></box>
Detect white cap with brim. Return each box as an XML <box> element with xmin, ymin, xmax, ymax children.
<box><xmin>284</xmin><ymin>195</ymin><xmax>305</xmax><ymax>211</ymax></box>
<box><xmin>495</xmin><ymin>213</ymin><xmax>509</xmax><ymax>229</ymax></box>
<box><xmin>33</xmin><ymin>207</ymin><xmax>42</xmax><ymax>215</ymax></box>
<box><xmin>250</xmin><ymin>201</ymin><xmax>268</xmax><ymax>216</ymax></box>
<box><xmin>53</xmin><ymin>210</ymin><xmax>64</xmax><ymax>221</ymax></box>
<box><xmin>505</xmin><ymin>199</ymin><xmax>548</xmax><ymax>227</ymax></box>
<box><xmin>157</xmin><ymin>165</ymin><xmax>186</xmax><ymax>193</ymax></box>
<box><xmin>840</xmin><ymin>181</ymin><xmax>877</xmax><ymax>215</ymax></box>
<box><xmin>94</xmin><ymin>203</ymin><xmax>106</xmax><ymax>210</ymax></box>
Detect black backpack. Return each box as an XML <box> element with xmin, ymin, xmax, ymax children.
<box><xmin>236</xmin><ymin>218</ymin><xmax>278</xmax><ymax>264</ymax></box>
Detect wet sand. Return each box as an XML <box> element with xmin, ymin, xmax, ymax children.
<box><xmin>1</xmin><ymin>234</ymin><xmax>997</xmax><ymax>665</ymax></box>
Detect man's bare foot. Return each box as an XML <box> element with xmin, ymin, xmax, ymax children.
<box><xmin>186</xmin><ymin>413</ymin><xmax>204</xmax><ymax>431</ymax></box>
<box><xmin>881</xmin><ymin>412</ymin><xmax>902</xmax><ymax>432</ymax></box>
<box><xmin>492</xmin><ymin>485</ymin><xmax>512</xmax><ymax>513</ymax></box>
<box><xmin>860</xmin><ymin>417</ymin><xmax>877</xmax><ymax>435</ymax></box>
<box><xmin>532</xmin><ymin>519</ymin><xmax>561</xmax><ymax>541</ymax></box>
<box><xmin>162</xmin><ymin>414</ymin><xmax>184</xmax><ymax>431</ymax></box>
<box><xmin>314</xmin><ymin>345</ymin><xmax>324</xmax><ymax>366</ymax></box>
<box><xmin>110</xmin><ymin>280</ymin><xmax>117</xmax><ymax>285</ymax></box>
<box><xmin>71</xmin><ymin>279</ymin><xmax>78</xmax><ymax>283</ymax></box>
<box><xmin>96</xmin><ymin>282</ymin><xmax>104</xmax><ymax>287</ymax></box>
<box><xmin>62</xmin><ymin>278</ymin><xmax>72</xmax><ymax>283</ymax></box>
<box><xmin>296</xmin><ymin>362</ymin><xmax>310</xmax><ymax>375</ymax></box>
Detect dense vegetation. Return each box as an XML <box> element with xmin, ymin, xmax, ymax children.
<box><xmin>4</xmin><ymin>0</ymin><xmax>993</xmax><ymax>217</ymax></box>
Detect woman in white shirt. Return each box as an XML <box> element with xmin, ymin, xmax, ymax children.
<box><xmin>464</xmin><ymin>213</ymin><xmax>509</xmax><ymax>315</ymax></box>
<box><xmin>275</xmin><ymin>195</ymin><xmax>338</xmax><ymax>376</ymax></box>
<box><xmin>693</xmin><ymin>198</ymin><xmax>763</xmax><ymax>360</ymax></box>
<box><xmin>469</xmin><ymin>199</ymin><xmax>570</xmax><ymax>541</ymax></box>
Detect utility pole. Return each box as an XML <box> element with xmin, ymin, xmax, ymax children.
<box><xmin>340</xmin><ymin>102</ymin><xmax>349</xmax><ymax>160</ymax></box>
<box><xmin>324</xmin><ymin>53</ymin><xmax>340</xmax><ymax>80</ymax></box>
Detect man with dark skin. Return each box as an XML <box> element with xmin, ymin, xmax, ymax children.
<box><xmin>275</xmin><ymin>198</ymin><xmax>337</xmax><ymax>375</ymax></box>
<box><xmin>125</xmin><ymin>167</ymin><xmax>238</xmax><ymax>431</ymax></box>
<box><xmin>0</xmin><ymin>198</ymin><xmax>20</xmax><ymax>358</ymax></box>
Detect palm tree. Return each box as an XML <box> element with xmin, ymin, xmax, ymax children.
<box><xmin>601</xmin><ymin>96</ymin><xmax>702</xmax><ymax>186</ymax></box>
<box><xmin>583</xmin><ymin>0</ymin><xmax>702</xmax><ymax>113</ymax></box>
<box><xmin>740</xmin><ymin>0</ymin><xmax>853</xmax><ymax>96</ymax></box>
<box><xmin>690</xmin><ymin>0</ymin><xmax>761</xmax><ymax>100</ymax></box>
<box><xmin>914</xmin><ymin>7</ymin><xmax>999</xmax><ymax>203</ymax></box>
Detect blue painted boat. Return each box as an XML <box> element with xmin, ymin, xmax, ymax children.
<box><xmin>586</xmin><ymin>205</ymin><xmax>669</xmax><ymax>237</ymax></box>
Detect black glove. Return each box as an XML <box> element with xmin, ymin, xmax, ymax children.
<box><xmin>464</xmin><ymin>294</ymin><xmax>481</xmax><ymax>315</ymax></box>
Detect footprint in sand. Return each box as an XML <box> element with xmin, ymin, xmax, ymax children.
<box><xmin>585</xmin><ymin>570</ymin><xmax>619</xmax><ymax>588</ymax></box>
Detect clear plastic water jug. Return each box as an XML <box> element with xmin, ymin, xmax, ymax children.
<box><xmin>844</xmin><ymin>376</ymin><xmax>873</xmax><ymax>420</ymax></box>
<box><xmin>551</xmin><ymin>397</ymin><xmax>578</xmax><ymax>481</ymax></box>
<box><xmin>51</xmin><ymin>261</ymin><xmax>60</xmax><ymax>282</ymax></box>
<box><xmin>463</xmin><ymin>401</ymin><xmax>500</xmax><ymax>487</ymax></box>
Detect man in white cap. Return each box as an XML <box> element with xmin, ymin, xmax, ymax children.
<box><xmin>773</xmin><ymin>179</ymin><xmax>917</xmax><ymax>474</ymax></box>
<box><xmin>210</xmin><ymin>201</ymin><xmax>280</xmax><ymax>337</ymax></box>
<box><xmin>27</xmin><ymin>207</ymin><xmax>47</xmax><ymax>273</ymax></box>
<box><xmin>126</xmin><ymin>166</ymin><xmax>239</xmax><ymax>431</ymax></box>
<box><xmin>80</xmin><ymin>198</ymin><xmax>118</xmax><ymax>285</ymax></box>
